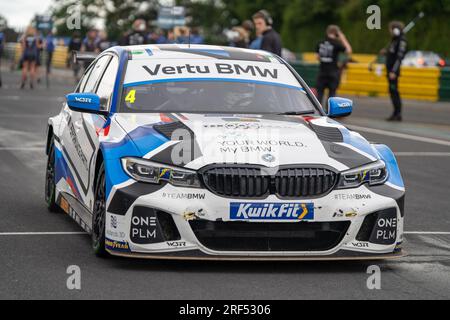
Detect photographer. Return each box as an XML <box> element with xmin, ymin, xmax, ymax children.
<box><xmin>316</xmin><ymin>25</ymin><xmax>352</xmax><ymax>105</ymax></box>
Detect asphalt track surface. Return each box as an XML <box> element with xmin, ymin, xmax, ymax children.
<box><xmin>0</xmin><ymin>69</ymin><xmax>449</xmax><ymax>300</ymax></box>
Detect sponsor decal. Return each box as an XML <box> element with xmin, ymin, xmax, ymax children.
<box><xmin>333</xmin><ymin>209</ymin><xmax>358</xmax><ymax>218</ymax></box>
<box><xmin>162</xmin><ymin>192</ymin><xmax>206</xmax><ymax>200</ymax></box>
<box><xmin>63</xmin><ymin>202</ymin><xmax>91</xmax><ymax>233</ymax></box>
<box><xmin>142</xmin><ymin>63</ymin><xmax>279</xmax><ymax>79</ymax></box>
<box><xmin>351</xmin><ymin>242</ymin><xmax>369</xmax><ymax>248</ymax></box>
<box><xmin>222</xmin><ymin>118</ymin><xmax>260</xmax><ymax>124</ymax></box>
<box><xmin>167</xmin><ymin>241</ymin><xmax>187</xmax><ymax>248</ymax></box>
<box><xmin>74</xmin><ymin>97</ymin><xmax>92</xmax><ymax>103</ymax></box>
<box><xmin>110</xmin><ymin>215</ymin><xmax>118</xmax><ymax>229</ymax></box>
<box><xmin>105</xmin><ymin>238</ymin><xmax>130</xmax><ymax>252</ymax></box>
<box><xmin>218</xmin><ymin>139</ymin><xmax>306</xmax><ymax>154</ymax></box>
<box><xmin>67</xmin><ymin>117</ymin><xmax>89</xmax><ymax>171</ymax></box>
<box><xmin>204</xmin><ymin>123</ymin><xmax>293</xmax><ymax>130</ymax></box>
<box><xmin>370</xmin><ymin>211</ymin><xmax>397</xmax><ymax>245</ymax></box>
<box><xmin>130</xmin><ymin>208</ymin><xmax>164</xmax><ymax>245</ymax></box>
<box><xmin>394</xmin><ymin>242</ymin><xmax>403</xmax><ymax>252</ymax></box>
<box><xmin>338</xmin><ymin>102</ymin><xmax>352</xmax><ymax>108</ymax></box>
<box><xmin>230</xmin><ymin>203</ymin><xmax>314</xmax><ymax>221</ymax></box>
<box><xmin>334</xmin><ymin>194</ymin><xmax>372</xmax><ymax>201</ymax></box>
<box><xmin>106</xmin><ymin>229</ymin><xmax>126</xmax><ymax>239</ymax></box>
<box><xmin>224</xmin><ymin>122</ymin><xmax>261</xmax><ymax>130</ymax></box>
<box><xmin>107</xmin><ymin>215</ymin><xmax>126</xmax><ymax>238</ymax></box>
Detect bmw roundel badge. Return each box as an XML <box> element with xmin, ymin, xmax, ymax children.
<box><xmin>262</xmin><ymin>154</ymin><xmax>276</xmax><ymax>163</ymax></box>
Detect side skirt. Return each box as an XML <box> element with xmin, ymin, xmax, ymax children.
<box><xmin>57</xmin><ymin>192</ymin><xmax>93</xmax><ymax>234</ymax></box>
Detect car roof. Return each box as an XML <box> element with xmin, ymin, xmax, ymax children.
<box><xmin>108</xmin><ymin>44</ymin><xmax>283</xmax><ymax>64</ymax></box>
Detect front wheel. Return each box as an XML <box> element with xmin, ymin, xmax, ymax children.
<box><xmin>45</xmin><ymin>137</ymin><xmax>61</xmax><ymax>213</ymax></box>
<box><xmin>92</xmin><ymin>163</ymin><xmax>108</xmax><ymax>257</ymax></box>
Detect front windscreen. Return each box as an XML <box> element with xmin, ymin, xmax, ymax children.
<box><xmin>120</xmin><ymin>80</ymin><xmax>317</xmax><ymax>114</ymax></box>
<box><xmin>121</xmin><ymin>59</ymin><xmax>319</xmax><ymax>114</ymax></box>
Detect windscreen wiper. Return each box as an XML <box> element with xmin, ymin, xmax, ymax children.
<box><xmin>277</xmin><ymin>110</ymin><xmax>315</xmax><ymax>116</ymax></box>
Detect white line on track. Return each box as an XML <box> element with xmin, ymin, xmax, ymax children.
<box><xmin>395</xmin><ymin>152</ymin><xmax>450</xmax><ymax>157</ymax></box>
<box><xmin>404</xmin><ymin>231</ymin><xmax>450</xmax><ymax>235</ymax></box>
<box><xmin>346</xmin><ymin>124</ymin><xmax>450</xmax><ymax>147</ymax></box>
<box><xmin>0</xmin><ymin>147</ymin><xmax>44</xmax><ymax>151</ymax></box>
<box><xmin>0</xmin><ymin>232</ymin><xmax>88</xmax><ymax>236</ymax></box>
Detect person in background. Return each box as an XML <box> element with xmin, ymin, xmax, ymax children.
<box><xmin>82</xmin><ymin>28</ymin><xmax>98</xmax><ymax>52</ymax></box>
<box><xmin>68</xmin><ymin>31</ymin><xmax>82</xmax><ymax>82</ymax></box>
<box><xmin>176</xmin><ymin>27</ymin><xmax>190</xmax><ymax>44</ymax></box>
<box><xmin>156</xmin><ymin>30</ymin><xmax>168</xmax><ymax>44</ymax></box>
<box><xmin>315</xmin><ymin>25</ymin><xmax>352</xmax><ymax>106</ymax></box>
<box><xmin>229</xmin><ymin>26</ymin><xmax>250</xmax><ymax>48</ymax></box>
<box><xmin>252</xmin><ymin>10</ymin><xmax>282</xmax><ymax>56</ymax></box>
<box><xmin>20</xmin><ymin>26</ymin><xmax>41</xmax><ymax>89</ymax></box>
<box><xmin>121</xmin><ymin>19</ymin><xmax>148</xmax><ymax>46</ymax></box>
<box><xmin>190</xmin><ymin>28</ymin><xmax>204</xmax><ymax>45</ymax></box>
<box><xmin>0</xmin><ymin>29</ymin><xmax>4</xmax><ymax>87</ymax></box>
<box><xmin>242</xmin><ymin>20</ymin><xmax>255</xmax><ymax>43</ymax></box>
<box><xmin>167</xmin><ymin>30</ymin><xmax>176</xmax><ymax>44</ymax></box>
<box><xmin>249</xmin><ymin>21</ymin><xmax>263</xmax><ymax>50</ymax></box>
<box><xmin>35</xmin><ymin>35</ymin><xmax>44</xmax><ymax>84</ymax></box>
<box><xmin>148</xmin><ymin>29</ymin><xmax>167</xmax><ymax>44</ymax></box>
<box><xmin>45</xmin><ymin>31</ymin><xmax>55</xmax><ymax>75</ymax></box>
<box><xmin>381</xmin><ymin>21</ymin><xmax>408</xmax><ymax>122</ymax></box>
<box><xmin>96</xmin><ymin>30</ymin><xmax>111</xmax><ymax>53</ymax></box>
<box><xmin>81</xmin><ymin>28</ymin><xmax>99</xmax><ymax>69</ymax></box>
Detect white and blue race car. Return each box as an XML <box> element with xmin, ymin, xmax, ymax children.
<box><xmin>45</xmin><ymin>45</ymin><xmax>405</xmax><ymax>260</ymax></box>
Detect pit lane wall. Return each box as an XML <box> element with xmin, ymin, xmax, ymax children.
<box><xmin>293</xmin><ymin>53</ymin><xmax>448</xmax><ymax>102</ymax></box>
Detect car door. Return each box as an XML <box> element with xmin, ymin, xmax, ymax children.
<box><xmin>60</xmin><ymin>55</ymin><xmax>111</xmax><ymax>207</ymax></box>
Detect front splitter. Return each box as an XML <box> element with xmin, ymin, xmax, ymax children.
<box><xmin>106</xmin><ymin>249</ymin><xmax>406</xmax><ymax>261</ymax></box>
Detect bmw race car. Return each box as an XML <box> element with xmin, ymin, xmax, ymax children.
<box><xmin>45</xmin><ymin>45</ymin><xmax>405</xmax><ymax>260</ymax></box>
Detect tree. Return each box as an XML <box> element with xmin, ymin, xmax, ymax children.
<box><xmin>51</xmin><ymin>0</ymin><xmax>159</xmax><ymax>40</ymax></box>
<box><xmin>49</xmin><ymin>0</ymin><xmax>450</xmax><ymax>55</ymax></box>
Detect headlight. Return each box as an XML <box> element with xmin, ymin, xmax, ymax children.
<box><xmin>121</xmin><ymin>158</ymin><xmax>201</xmax><ymax>188</ymax></box>
<box><xmin>337</xmin><ymin>160</ymin><xmax>388</xmax><ymax>189</ymax></box>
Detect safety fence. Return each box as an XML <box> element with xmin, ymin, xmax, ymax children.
<box><xmin>293</xmin><ymin>52</ymin><xmax>448</xmax><ymax>102</ymax></box>
<box><xmin>3</xmin><ymin>43</ymin><xmax>68</xmax><ymax>69</ymax></box>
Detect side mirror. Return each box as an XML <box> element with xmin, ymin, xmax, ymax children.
<box><xmin>66</xmin><ymin>93</ymin><xmax>107</xmax><ymax>115</ymax></box>
<box><xmin>327</xmin><ymin>97</ymin><xmax>353</xmax><ymax>118</ymax></box>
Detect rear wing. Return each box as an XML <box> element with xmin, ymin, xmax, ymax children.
<box><xmin>72</xmin><ymin>51</ymin><xmax>98</xmax><ymax>65</ymax></box>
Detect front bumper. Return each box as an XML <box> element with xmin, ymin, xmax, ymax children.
<box><xmin>104</xmin><ymin>181</ymin><xmax>405</xmax><ymax>260</ymax></box>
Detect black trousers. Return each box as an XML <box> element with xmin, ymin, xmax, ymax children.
<box><xmin>388</xmin><ymin>76</ymin><xmax>402</xmax><ymax>116</ymax></box>
<box><xmin>46</xmin><ymin>51</ymin><xmax>54</xmax><ymax>74</ymax></box>
<box><xmin>316</xmin><ymin>72</ymin><xmax>340</xmax><ymax>106</ymax></box>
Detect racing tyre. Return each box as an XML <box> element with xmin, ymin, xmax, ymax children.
<box><xmin>45</xmin><ymin>137</ymin><xmax>61</xmax><ymax>213</ymax></box>
<box><xmin>92</xmin><ymin>163</ymin><xmax>108</xmax><ymax>257</ymax></box>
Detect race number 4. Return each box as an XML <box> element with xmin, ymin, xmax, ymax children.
<box><xmin>125</xmin><ymin>90</ymin><xmax>136</xmax><ymax>104</ymax></box>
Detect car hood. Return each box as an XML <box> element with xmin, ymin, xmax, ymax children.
<box><xmin>114</xmin><ymin>113</ymin><xmax>379</xmax><ymax>172</ymax></box>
